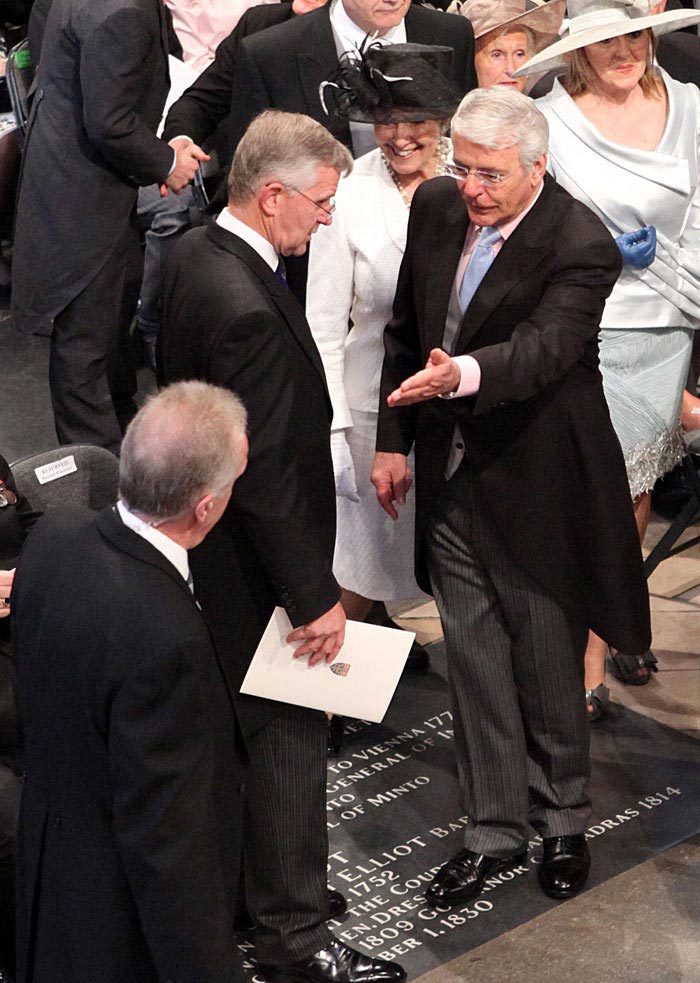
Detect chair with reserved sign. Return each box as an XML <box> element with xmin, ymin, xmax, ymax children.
<box><xmin>9</xmin><ymin>444</ymin><xmax>119</xmax><ymax>513</ymax></box>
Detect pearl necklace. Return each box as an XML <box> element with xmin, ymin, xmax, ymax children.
<box><xmin>382</xmin><ymin>137</ymin><xmax>450</xmax><ymax>209</ymax></box>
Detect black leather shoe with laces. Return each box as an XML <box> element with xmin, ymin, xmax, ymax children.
<box><xmin>426</xmin><ymin>848</ymin><xmax>527</xmax><ymax>907</ymax></box>
<box><xmin>258</xmin><ymin>938</ymin><xmax>406</xmax><ymax>983</ymax></box>
<box><xmin>537</xmin><ymin>834</ymin><xmax>590</xmax><ymax>899</ymax></box>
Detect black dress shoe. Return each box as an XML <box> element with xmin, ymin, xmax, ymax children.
<box><xmin>537</xmin><ymin>834</ymin><xmax>590</xmax><ymax>900</ymax></box>
<box><xmin>259</xmin><ymin>938</ymin><xmax>406</xmax><ymax>982</ymax></box>
<box><xmin>235</xmin><ymin>888</ymin><xmax>347</xmax><ymax>931</ymax></box>
<box><xmin>403</xmin><ymin>638</ymin><xmax>430</xmax><ymax>673</ymax></box>
<box><xmin>328</xmin><ymin>715</ymin><xmax>345</xmax><ymax>756</ymax></box>
<box><xmin>426</xmin><ymin>847</ymin><xmax>527</xmax><ymax>907</ymax></box>
<box><xmin>327</xmin><ymin>888</ymin><xmax>347</xmax><ymax>919</ymax></box>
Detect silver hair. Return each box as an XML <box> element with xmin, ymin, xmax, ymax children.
<box><xmin>451</xmin><ymin>87</ymin><xmax>548</xmax><ymax>171</ymax></box>
<box><xmin>119</xmin><ymin>381</ymin><xmax>248</xmax><ymax>521</ymax></box>
<box><xmin>227</xmin><ymin>110</ymin><xmax>353</xmax><ymax>204</ymax></box>
<box><xmin>477</xmin><ymin>23</ymin><xmax>537</xmax><ymax>57</ymax></box>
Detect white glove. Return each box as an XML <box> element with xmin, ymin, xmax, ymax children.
<box><xmin>330</xmin><ymin>431</ymin><xmax>359</xmax><ymax>503</ymax></box>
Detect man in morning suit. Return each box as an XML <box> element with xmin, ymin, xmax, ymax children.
<box><xmin>228</xmin><ymin>0</ymin><xmax>477</xmax><ymax>159</ymax></box>
<box><xmin>160</xmin><ymin>0</ymin><xmax>476</xmax><ymax>307</ymax></box>
<box><xmin>372</xmin><ymin>88</ymin><xmax>651</xmax><ymax>906</ymax></box>
<box><xmin>12</xmin><ymin>381</ymin><xmax>249</xmax><ymax>983</ymax></box>
<box><xmin>11</xmin><ymin>0</ymin><xmax>208</xmax><ymax>454</ymax></box>
<box><xmin>161</xmin><ymin>111</ymin><xmax>405</xmax><ymax>983</ymax></box>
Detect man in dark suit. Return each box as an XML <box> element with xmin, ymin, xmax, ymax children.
<box><xmin>228</xmin><ymin>0</ymin><xmax>476</xmax><ymax>157</ymax></box>
<box><xmin>372</xmin><ymin>88</ymin><xmax>651</xmax><ymax>906</ymax></box>
<box><xmin>161</xmin><ymin>111</ymin><xmax>405</xmax><ymax>983</ymax></box>
<box><xmin>11</xmin><ymin>381</ymin><xmax>249</xmax><ymax>983</ymax></box>
<box><xmin>11</xmin><ymin>0</ymin><xmax>207</xmax><ymax>454</ymax></box>
<box><xmin>163</xmin><ymin>0</ymin><xmax>311</xmax><ymax>168</ymax></box>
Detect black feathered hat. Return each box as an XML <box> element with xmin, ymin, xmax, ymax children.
<box><xmin>320</xmin><ymin>42</ymin><xmax>462</xmax><ymax>124</ymax></box>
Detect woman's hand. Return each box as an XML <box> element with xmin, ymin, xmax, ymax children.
<box><xmin>330</xmin><ymin>431</ymin><xmax>359</xmax><ymax>503</ymax></box>
<box><xmin>0</xmin><ymin>569</ymin><xmax>15</xmax><ymax>619</ymax></box>
<box><xmin>615</xmin><ymin>226</ymin><xmax>656</xmax><ymax>268</ymax></box>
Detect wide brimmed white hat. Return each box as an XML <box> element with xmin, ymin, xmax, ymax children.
<box><xmin>512</xmin><ymin>0</ymin><xmax>700</xmax><ymax>77</ymax></box>
<box><xmin>449</xmin><ymin>0</ymin><xmax>566</xmax><ymax>52</ymax></box>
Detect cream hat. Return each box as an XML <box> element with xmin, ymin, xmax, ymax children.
<box><xmin>512</xmin><ymin>0</ymin><xmax>700</xmax><ymax>77</ymax></box>
<box><xmin>451</xmin><ymin>0</ymin><xmax>566</xmax><ymax>53</ymax></box>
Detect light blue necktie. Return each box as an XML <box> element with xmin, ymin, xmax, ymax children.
<box><xmin>458</xmin><ymin>226</ymin><xmax>501</xmax><ymax>313</ymax></box>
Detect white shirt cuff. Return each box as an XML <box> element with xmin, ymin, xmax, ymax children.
<box><xmin>452</xmin><ymin>355</ymin><xmax>481</xmax><ymax>397</ymax></box>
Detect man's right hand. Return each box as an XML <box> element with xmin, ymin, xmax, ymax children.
<box><xmin>286</xmin><ymin>601</ymin><xmax>346</xmax><ymax>667</ymax></box>
<box><xmin>0</xmin><ymin>569</ymin><xmax>15</xmax><ymax>619</ymax></box>
<box><xmin>371</xmin><ymin>452</ymin><xmax>411</xmax><ymax>521</ymax></box>
<box><xmin>162</xmin><ymin>138</ymin><xmax>210</xmax><ymax>196</ymax></box>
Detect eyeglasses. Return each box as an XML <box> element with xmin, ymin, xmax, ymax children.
<box><xmin>444</xmin><ymin>162</ymin><xmax>520</xmax><ymax>187</ymax></box>
<box><xmin>286</xmin><ymin>186</ymin><xmax>336</xmax><ymax>216</ymax></box>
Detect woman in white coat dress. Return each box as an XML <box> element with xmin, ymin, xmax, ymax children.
<box><xmin>514</xmin><ymin>0</ymin><xmax>700</xmax><ymax>717</ymax></box>
<box><xmin>307</xmin><ymin>44</ymin><xmax>462</xmax><ymax>655</ymax></box>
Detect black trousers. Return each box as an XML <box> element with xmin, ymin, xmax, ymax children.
<box><xmin>243</xmin><ymin>704</ymin><xmax>333</xmax><ymax>965</ymax></box>
<box><xmin>49</xmin><ymin>225</ymin><xmax>142</xmax><ymax>455</ymax></box>
<box><xmin>427</xmin><ymin>461</ymin><xmax>591</xmax><ymax>857</ymax></box>
<box><xmin>0</xmin><ymin>761</ymin><xmax>21</xmax><ymax>976</ymax></box>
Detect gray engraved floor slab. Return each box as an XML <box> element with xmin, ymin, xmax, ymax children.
<box><xmin>236</xmin><ymin>641</ymin><xmax>700</xmax><ymax>982</ymax></box>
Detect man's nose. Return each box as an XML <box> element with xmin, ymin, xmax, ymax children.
<box><xmin>460</xmin><ymin>172</ymin><xmax>484</xmax><ymax>194</ymax></box>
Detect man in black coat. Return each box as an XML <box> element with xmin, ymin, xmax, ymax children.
<box><xmin>373</xmin><ymin>88</ymin><xmax>651</xmax><ymax>907</ymax></box>
<box><xmin>11</xmin><ymin>0</ymin><xmax>207</xmax><ymax>454</ymax></box>
<box><xmin>229</xmin><ymin>0</ymin><xmax>476</xmax><ymax>156</ymax></box>
<box><xmin>161</xmin><ymin>111</ymin><xmax>405</xmax><ymax>983</ymax></box>
<box><xmin>163</xmin><ymin>0</ymin><xmax>305</xmax><ymax>172</ymax></box>
<box><xmin>11</xmin><ymin>381</ymin><xmax>249</xmax><ymax>983</ymax></box>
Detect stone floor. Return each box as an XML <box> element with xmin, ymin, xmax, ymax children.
<box><xmin>391</xmin><ymin>515</ymin><xmax>700</xmax><ymax>983</ymax></box>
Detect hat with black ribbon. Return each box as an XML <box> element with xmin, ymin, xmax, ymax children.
<box><xmin>320</xmin><ymin>41</ymin><xmax>463</xmax><ymax>123</ymax></box>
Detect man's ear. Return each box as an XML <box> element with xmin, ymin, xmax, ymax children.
<box><xmin>259</xmin><ymin>181</ymin><xmax>284</xmax><ymax>218</ymax></box>
<box><xmin>193</xmin><ymin>493</ymin><xmax>216</xmax><ymax>525</ymax></box>
<box><xmin>531</xmin><ymin>152</ymin><xmax>547</xmax><ymax>186</ymax></box>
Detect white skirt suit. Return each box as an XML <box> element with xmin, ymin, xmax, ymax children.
<box><xmin>306</xmin><ymin>147</ymin><xmax>434</xmax><ymax>600</ymax></box>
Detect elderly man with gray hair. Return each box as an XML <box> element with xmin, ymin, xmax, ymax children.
<box><xmin>12</xmin><ymin>381</ymin><xmax>249</xmax><ymax>983</ymax></box>
<box><xmin>372</xmin><ymin>87</ymin><xmax>650</xmax><ymax>906</ymax></box>
<box><xmin>162</xmin><ymin>113</ymin><xmax>406</xmax><ymax>983</ymax></box>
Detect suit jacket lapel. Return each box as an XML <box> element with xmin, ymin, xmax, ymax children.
<box><xmin>156</xmin><ymin>0</ymin><xmax>171</xmax><ymax>73</ymax></box>
<box><xmin>94</xmin><ymin>506</ymin><xmax>236</xmax><ymax>705</ymax></box>
<box><xmin>425</xmin><ymin>184</ymin><xmax>470</xmax><ymax>355</ymax></box>
<box><xmin>205</xmin><ymin>224</ymin><xmax>332</xmax><ymax>403</ymax></box>
<box><xmin>298</xmin><ymin>9</ymin><xmax>352</xmax><ymax>148</ymax></box>
<box><xmin>455</xmin><ymin>176</ymin><xmax>555</xmax><ymax>352</ymax></box>
<box><xmin>95</xmin><ymin>506</ymin><xmax>195</xmax><ymax>602</ymax></box>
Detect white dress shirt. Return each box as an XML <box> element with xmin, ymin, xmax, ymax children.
<box><xmin>330</xmin><ymin>0</ymin><xmax>407</xmax><ymax>50</ymax></box>
<box><xmin>117</xmin><ymin>500</ymin><xmax>191</xmax><ymax>583</ymax></box>
<box><xmin>329</xmin><ymin>0</ymin><xmax>407</xmax><ymax>158</ymax></box>
<box><xmin>216</xmin><ymin>207</ymin><xmax>279</xmax><ymax>271</ymax></box>
<box><xmin>166</xmin><ymin>0</ymin><xmax>279</xmax><ymax>72</ymax></box>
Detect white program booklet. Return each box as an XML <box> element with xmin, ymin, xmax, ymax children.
<box><xmin>240</xmin><ymin>607</ymin><xmax>415</xmax><ymax>723</ymax></box>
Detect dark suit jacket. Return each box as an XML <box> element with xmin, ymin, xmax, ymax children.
<box><xmin>12</xmin><ymin>0</ymin><xmax>174</xmax><ymax>334</ymax></box>
<box><xmin>12</xmin><ymin>507</ymin><xmax>241</xmax><ymax>983</ymax></box>
<box><xmin>657</xmin><ymin>31</ymin><xmax>700</xmax><ymax>86</ymax></box>
<box><xmin>0</xmin><ymin>455</ymin><xmax>38</xmax><ymax>774</ymax></box>
<box><xmin>163</xmin><ymin>1</ymin><xmax>296</xmax><ymax>163</ymax></box>
<box><xmin>161</xmin><ymin>223</ymin><xmax>340</xmax><ymax>736</ymax></box>
<box><xmin>377</xmin><ymin>174</ymin><xmax>651</xmax><ymax>655</ymax></box>
<box><xmin>228</xmin><ymin>3</ymin><xmax>477</xmax><ymax>154</ymax></box>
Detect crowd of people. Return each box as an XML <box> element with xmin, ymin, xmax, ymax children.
<box><xmin>0</xmin><ymin>0</ymin><xmax>699</xmax><ymax>979</ymax></box>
